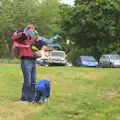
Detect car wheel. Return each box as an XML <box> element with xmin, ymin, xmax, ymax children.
<box><xmin>110</xmin><ymin>63</ymin><xmax>114</xmax><ymax>68</ymax></box>
<box><xmin>100</xmin><ymin>63</ymin><xmax>104</xmax><ymax>68</ymax></box>
<box><xmin>100</xmin><ymin>63</ymin><xmax>103</xmax><ymax>68</ymax></box>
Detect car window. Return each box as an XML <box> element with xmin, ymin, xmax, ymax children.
<box><xmin>105</xmin><ymin>56</ymin><xmax>109</xmax><ymax>60</ymax></box>
<box><xmin>51</xmin><ymin>52</ymin><xmax>65</xmax><ymax>58</ymax></box>
<box><xmin>110</xmin><ymin>55</ymin><xmax>120</xmax><ymax>60</ymax></box>
<box><xmin>40</xmin><ymin>60</ymin><xmax>43</xmax><ymax>62</ymax></box>
<box><xmin>101</xmin><ymin>56</ymin><xmax>106</xmax><ymax>59</ymax></box>
<box><xmin>81</xmin><ymin>56</ymin><xmax>96</xmax><ymax>61</ymax></box>
<box><xmin>40</xmin><ymin>59</ymin><xmax>48</xmax><ymax>62</ymax></box>
<box><xmin>44</xmin><ymin>59</ymin><xmax>48</xmax><ymax>62</ymax></box>
<box><xmin>77</xmin><ymin>58</ymin><xmax>81</xmax><ymax>63</ymax></box>
<box><xmin>101</xmin><ymin>56</ymin><xmax>109</xmax><ymax>59</ymax></box>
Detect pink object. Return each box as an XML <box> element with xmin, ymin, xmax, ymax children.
<box><xmin>11</xmin><ymin>32</ymin><xmax>22</xmax><ymax>41</ymax></box>
<box><xmin>12</xmin><ymin>33</ymin><xmax>35</xmax><ymax>57</ymax></box>
<box><xmin>13</xmin><ymin>41</ymin><xmax>25</xmax><ymax>48</ymax></box>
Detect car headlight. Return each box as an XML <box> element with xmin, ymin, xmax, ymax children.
<box><xmin>113</xmin><ymin>62</ymin><xmax>118</xmax><ymax>64</ymax></box>
<box><xmin>82</xmin><ymin>61</ymin><xmax>87</xmax><ymax>64</ymax></box>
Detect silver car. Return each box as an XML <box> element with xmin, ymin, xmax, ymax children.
<box><xmin>99</xmin><ymin>54</ymin><xmax>120</xmax><ymax>68</ymax></box>
<box><xmin>48</xmin><ymin>51</ymin><xmax>67</xmax><ymax>66</ymax></box>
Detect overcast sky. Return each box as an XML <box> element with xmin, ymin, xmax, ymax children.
<box><xmin>62</xmin><ymin>0</ymin><xmax>74</xmax><ymax>6</ymax></box>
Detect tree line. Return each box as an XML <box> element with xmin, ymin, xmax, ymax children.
<box><xmin>0</xmin><ymin>0</ymin><xmax>120</xmax><ymax>62</ymax></box>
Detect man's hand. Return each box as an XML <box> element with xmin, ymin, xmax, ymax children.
<box><xmin>36</xmin><ymin>37</ymin><xmax>41</xmax><ymax>41</ymax></box>
<box><xmin>41</xmin><ymin>46</ymin><xmax>47</xmax><ymax>50</ymax></box>
<box><xmin>24</xmin><ymin>45</ymin><xmax>30</xmax><ymax>48</ymax></box>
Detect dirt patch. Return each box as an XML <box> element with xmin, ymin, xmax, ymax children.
<box><xmin>76</xmin><ymin>85</ymin><xmax>94</xmax><ymax>91</ymax></box>
<box><xmin>0</xmin><ymin>99</ymin><xmax>46</xmax><ymax>120</ymax></box>
<box><xmin>104</xmin><ymin>89</ymin><xmax>120</xmax><ymax>101</ymax></box>
<box><xmin>77</xmin><ymin>72</ymin><xmax>103</xmax><ymax>79</ymax></box>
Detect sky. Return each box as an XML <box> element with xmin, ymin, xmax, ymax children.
<box><xmin>62</xmin><ymin>0</ymin><xmax>74</xmax><ymax>6</ymax></box>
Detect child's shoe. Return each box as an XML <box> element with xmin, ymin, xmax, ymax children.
<box><xmin>44</xmin><ymin>98</ymin><xmax>48</xmax><ymax>103</ymax></box>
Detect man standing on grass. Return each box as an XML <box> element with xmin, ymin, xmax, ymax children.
<box><xmin>12</xmin><ymin>24</ymin><xmax>37</xmax><ymax>103</ymax></box>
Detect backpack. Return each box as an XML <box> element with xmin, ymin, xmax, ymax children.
<box><xmin>11</xmin><ymin>30</ymin><xmax>27</xmax><ymax>58</ymax></box>
<box><xmin>11</xmin><ymin>30</ymin><xmax>27</xmax><ymax>41</ymax></box>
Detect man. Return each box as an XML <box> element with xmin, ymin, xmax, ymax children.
<box><xmin>12</xmin><ymin>24</ymin><xmax>37</xmax><ymax>103</ymax></box>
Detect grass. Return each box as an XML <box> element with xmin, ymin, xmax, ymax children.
<box><xmin>0</xmin><ymin>65</ymin><xmax>120</xmax><ymax>120</ymax></box>
<box><xmin>0</xmin><ymin>59</ymin><xmax>20</xmax><ymax>64</ymax></box>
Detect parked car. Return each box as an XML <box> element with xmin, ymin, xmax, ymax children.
<box><xmin>99</xmin><ymin>54</ymin><xmax>120</xmax><ymax>68</ymax></box>
<box><xmin>36</xmin><ymin>58</ymin><xmax>49</xmax><ymax>66</ymax></box>
<box><xmin>48</xmin><ymin>51</ymin><xmax>67</xmax><ymax>66</ymax></box>
<box><xmin>74</xmin><ymin>55</ymin><xmax>99</xmax><ymax>67</ymax></box>
<box><xmin>65</xmin><ymin>62</ymin><xmax>73</xmax><ymax>67</ymax></box>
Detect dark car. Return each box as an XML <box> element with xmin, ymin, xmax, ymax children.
<box><xmin>36</xmin><ymin>58</ymin><xmax>49</xmax><ymax>66</ymax></box>
<box><xmin>74</xmin><ymin>56</ymin><xmax>98</xmax><ymax>67</ymax></box>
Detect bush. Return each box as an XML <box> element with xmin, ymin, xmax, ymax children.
<box><xmin>67</xmin><ymin>48</ymin><xmax>91</xmax><ymax>63</ymax></box>
<box><xmin>0</xmin><ymin>59</ymin><xmax>20</xmax><ymax>64</ymax></box>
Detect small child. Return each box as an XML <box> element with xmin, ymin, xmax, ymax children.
<box><xmin>35</xmin><ymin>76</ymin><xmax>52</xmax><ymax>103</ymax></box>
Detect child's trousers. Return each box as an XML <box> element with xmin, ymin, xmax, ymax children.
<box><xmin>35</xmin><ymin>90</ymin><xmax>47</xmax><ymax>102</ymax></box>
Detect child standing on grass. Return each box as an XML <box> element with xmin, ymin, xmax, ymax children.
<box><xmin>35</xmin><ymin>76</ymin><xmax>52</xmax><ymax>103</ymax></box>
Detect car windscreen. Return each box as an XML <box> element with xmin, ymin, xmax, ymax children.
<box><xmin>81</xmin><ymin>56</ymin><xmax>96</xmax><ymax>62</ymax></box>
<box><xmin>40</xmin><ymin>59</ymin><xmax>48</xmax><ymax>62</ymax></box>
<box><xmin>51</xmin><ymin>52</ymin><xmax>65</xmax><ymax>58</ymax></box>
<box><xmin>110</xmin><ymin>55</ymin><xmax>120</xmax><ymax>60</ymax></box>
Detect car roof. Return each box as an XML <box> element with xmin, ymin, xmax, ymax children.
<box><xmin>80</xmin><ymin>55</ymin><xmax>94</xmax><ymax>58</ymax></box>
<box><xmin>101</xmin><ymin>54</ymin><xmax>119</xmax><ymax>56</ymax></box>
<box><xmin>51</xmin><ymin>51</ymin><xmax>65</xmax><ymax>53</ymax></box>
<box><xmin>79</xmin><ymin>56</ymin><xmax>95</xmax><ymax>60</ymax></box>
<box><xmin>80</xmin><ymin>55</ymin><xmax>93</xmax><ymax>57</ymax></box>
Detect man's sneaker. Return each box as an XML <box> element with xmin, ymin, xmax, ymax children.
<box><xmin>19</xmin><ymin>100</ymin><xmax>27</xmax><ymax>104</ymax></box>
<box><xmin>44</xmin><ymin>99</ymin><xmax>48</xmax><ymax>103</ymax></box>
<box><xmin>39</xmin><ymin>101</ymin><xmax>43</xmax><ymax>104</ymax></box>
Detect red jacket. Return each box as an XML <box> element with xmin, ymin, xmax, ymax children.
<box><xmin>12</xmin><ymin>34</ymin><xmax>35</xmax><ymax>59</ymax></box>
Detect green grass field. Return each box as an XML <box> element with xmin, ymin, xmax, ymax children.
<box><xmin>0</xmin><ymin>65</ymin><xmax>120</xmax><ymax>120</ymax></box>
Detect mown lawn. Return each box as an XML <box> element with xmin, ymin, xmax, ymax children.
<box><xmin>0</xmin><ymin>65</ymin><xmax>120</xmax><ymax>120</ymax></box>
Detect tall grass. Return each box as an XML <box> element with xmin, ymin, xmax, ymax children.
<box><xmin>0</xmin><ymin>59</ymin><xmax>20</xmax><ymax>64</ymax></box>
<box><xmin>0</xmin><ymin>66</ymin><xmax>120</xmax><ymax>120</ymax></box>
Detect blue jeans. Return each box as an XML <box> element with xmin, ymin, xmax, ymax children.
<box><xmin>35</xmin><ymin>91</ymin><xmax>47</xmax><ymax>102</ymax></box>
<box><xmin>20</xmin><ymin>59</ymin><xmax>36</xmax><ymax>102</ymax></box>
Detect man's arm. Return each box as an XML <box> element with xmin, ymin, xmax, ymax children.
<box><xmin>14</xmin><ymin>41</ymin><xmax>29</xmax><ymax>48</ymax></box>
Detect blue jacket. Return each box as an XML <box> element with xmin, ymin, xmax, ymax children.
<box><xmin>36</xmin><ymin>80</ymin><xmax>50</xmax><ymax>98</ymax></box>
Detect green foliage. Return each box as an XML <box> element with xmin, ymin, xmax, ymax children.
<box><xmin>67</xmin><ymin>48</ymin><xmax>93</xmax><ymax>62</ymax></box>
<box><xmin>59</xmin><ymin>4</ymin><xmax>73</xmax><ymax>34</ymax></box>
<box><xmin>61</xmin><ymin>0</ymin><xmax>120</xmax><ymax>59</ymax></box>
<box><xmin>72</xmin><ymin>0</ymin><xmax>120</xmax><ymax>48</ymax></box>
<box><xmin>0</xmin><ymin>0</ymin><xmax>61</xmax><ymax>57</ymax></box>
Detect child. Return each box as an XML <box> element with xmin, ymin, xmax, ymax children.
<box><xmin>31</xmin><ymin>37</ymin><xmax>48</xmax><ymax>58</ymax></box>
<box><xmin>35</xmin><ymin>76</ymin><xmax>52</xmax><ymax>103</ymax></box>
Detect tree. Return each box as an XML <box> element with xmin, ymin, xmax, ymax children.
<box><xmin>66</xmin><ymin>0</ymin><xmax>120</xmax><ymax>58</ymax></box>
<box><xmin>0</xmin><ymin>0</ymin><xmax>61</xmax><ymax>58</ymax></box>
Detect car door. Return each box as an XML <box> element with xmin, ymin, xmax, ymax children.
<box><xmin>100</xmin><ymin>56</ymin><xmax>105</xmax><ymax>66</ymax></box>
<box><xmin>104</xmin><ymin>56</ymin><xmax>110</xmax><ymax>67</ymax></box>
<box><xmin>76</xmin><ymin>57</ymin><xmax>81</xmax><ymax>66</ymax></box>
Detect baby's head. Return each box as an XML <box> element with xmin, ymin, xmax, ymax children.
<box><xmin>44</xmin><ymin>75</ymin><xmax>52</xmax><ymax>84</ymax></box>
<box><xmin>27</xmin><ymin>24</ymin><xmax>35</xmax><ymax>30</ymax></box>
